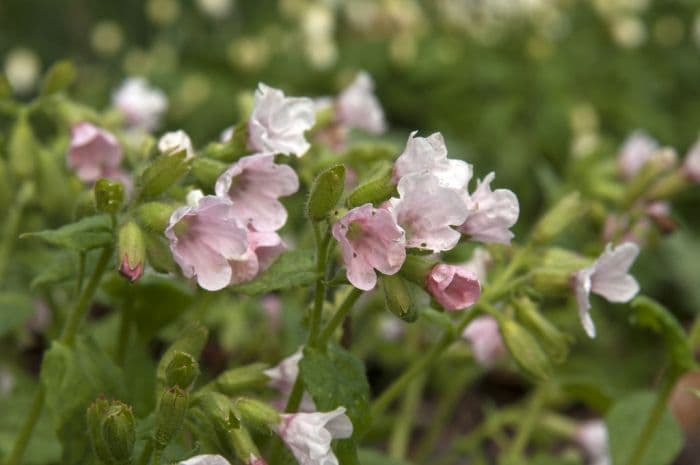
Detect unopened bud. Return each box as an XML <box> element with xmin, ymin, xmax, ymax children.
<box><xmin>94</xmin><ymin>178</ymin><xmax>125</xmax><ymax>214</ymax></box>
<box><xmin>165</xmin><ymin>351</ymin><xmax>200</xmax><ymax>389</ymax></box>
<box><xmin>118</xmin><ymin>221</ymin><xmax>145</xmax><ymax>282</ymax></box>
<box><xmin>41</xmin><ymin>60</ymin><xmax>76</xmax><ymax>95</ymax></box>
<box><xmin>398</xmin><ymin>255</ymin><xmax>437</xmax><ymax>286</ymax></box>
<box><xmin>136</xmin><ymin>202</ymin><xmax>176</xmax><ymax>233</ymax></box>
<box><xmin>192</xmin><ymin>157</ymin><xmax>228</xmax><ymax>187</ymax></box>
<box><xmin>137</xmin><ymin>149</ymin><xmax>190</xmax><ymax>200</ymax></box>
<box><xmin>500</xmin><ymin>318</ymin><xmax>552</xmax><ymax>381</ymax></box>
<box><xmin>234</xmin><ymin>397</ymin><xmax>281</xmax><ymax>430</ymax></box>
<box><xmin>533</xmin><ymin>192</ymin><xmax>585</xmax><ymax>243</ymax></box>
<box><xmin>345</xmin><ymin>173</ymin><xmax>396</xmax><ymax>208</ymax></box>
<box><xmin>143</xmin><ymin>232</ymin><xmax>176</xmax><ymax>273</ymax></box>
<box><xmin>157</xmin><ymin>323</ymin><xmax>209</xmax><ymax>390</ymax></box>
<box><xmin>307</xmin><ymin>164</ymin><xmax>345</xmax><ymax>221</ymax></box>
<box><xmin>9</xmin><ymin>112</ymin><xmax>36</xmax><ymax>179</ymax></box>
<box><xmin>102</xmin><ymin>402</ymin><xmax>136</xmax><ymax>464</ymax></box>
<box><xmin>381</xmin><ymin>274</ymin><xmax>417</xmax><ymax>322</ymax></box>
<box><xmin>86</xmin><ymin>397</ymin><xmax>113</xmax><ymax>465</ymax></box>
<box><xmin>531</xmin><ymin>248</ymin><xmax>591</xmax><ymax>295</ymax></box>
<box><xmin>230</xmin><ymin>425</ymin><xmax>263</xmax><ymax>465</ymax></box>
<box><xmin>513</xmin><ymin>296</ymin><xmax>569</xmax><ymax>363</ymax></box>
<box><xmin>207</xmin><ymin>363</ymin><xmax>270</xmax><ymax>396</ymax></box>
<box><xmin>155</xmin><ymin>387</ymin><xmax>189</xmax><ymax>449</ymax></box>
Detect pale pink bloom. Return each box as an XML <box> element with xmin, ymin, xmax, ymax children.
<box><xmin>461</xmin><ymin>248</ymin><xmax>492</xmax><ymax>283</ymax></box>
<box><xmin>682</xmin><ymin>136</ymin><xmax>700</xmax><ymax>182</ymax></box>
<box><xmin>575</xmin><ymin>420</ymin><xmax>611</xmax><ymax>465</ymax></box>
<box><xmin>229</xmin><ymin>229</ymin><xmax>286</xmax><ymax>285</ymax></box>
<box><xmin>179</xmin><ymin>455</ymin><xmax>231</xmax><ymax>465</ymax></box>
<box><xmin>573</xmin><ymin>243</ymin><xmax>640</xmax><ymax>338</ymax></box>
<box><xmin>389</xmin><ymin>173</ymin><xmax>468</xmax><ymax>252</ymax></box>
<box><xmin>119</xmin><ymin>255</ymin><xmax>143</xmax><ymax>283</ymax></box>
<box><xmin>112</xmin><ymin>77</ymin><xmax>168</xmax><ymax>132</ymax></box>
<box><xmin>158</xmin><ymin>129</ymin><xmax>195</xmax><ymax>160</ymax></box>
<box><xmin>616</xmin><ymin>132</ymin><xmax>676</xmax><ymax>179</ymax></box>
<box><xmin>215</xmin><ymin>153</ymin><xmax>299</xmax><ymax>232</ymax></box>
<box><xmin>462</xmin><ymin>316</ymin><xmax>506</xmax><ymax>367</ymax></box>
<box><xmin>458</xmin><ymin>173</ymin><xmax>519</xmax><ymax>245</ymax></box>
<box><xmin>393</xmin><ymin>131</ymin><xmax>472</xmax><ymax>190</ymax></box>
<box><xmin>261</xmin><ymin>295</ymin><xmax>282</xmax><ymax>332</ymax></box>
<box><xmin>165</xmin><ymin>195</ymin><xmax>248</xmax><ymax>291</ymax></box>
<box><xmin>220</xmin><ymin>125</ymin><xmax>234</xmax><ymax>143</ymax></box>
<box><xmin>264</xmin><ymin>348</ymin><xmax>316</xmax><ymax>412</ymax></box>
<box><xmin>426</xmin><ymin>264</ymin><xmax>481</xmax><ymax>311</ymax></box>
<box><xmin>278</xmin><ymin>407</ymin><xmax>353</xmax><ymax>465</ymax></box>
<box><xmin>27</xmin><ymin>299</ymin><xmax>52</xmax><ymax>333</ymax></box>
<box><xmin>67</xmin><ymin>122</ymin><xmax>123</xmax><ymax>183</ymax></box>
<box><xmin>248</xmin><ymin>83</ymin><xmax>315</xmax><ymax>157</ymax></box>
<box><xmin>332</xmin><ymin>204</ymin><xmax>406</xmax><ymax>291</ymax></box>
<box><xmin>336</xmin><ymin>71</ymin><xmax>386</xmax><ymax>134</ymax></box>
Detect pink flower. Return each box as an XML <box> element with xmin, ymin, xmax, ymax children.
<box><xmin>332</xmin><ymin>204</ymin><xmax>406</xmax><ymax>291</ymax></box>
<box><xmin>112</xmin><ymin>77</ymin><xmax>167</xmax><ymax>132</ymax></box>
<box><xmin>389</xmin><ymin>173</ymin><xmax>468</xmax><ymax>252</ymax></box>
<box><xmin>575</xmin><ymin>420</ymin><xmax>611</xmax><ymax>465</ymax></box>
<box><xmin>682</xmin><ymin>136</ymin><xmax>700</xmax><ymax>182</ymax></box>
<box><xmin>573</xmin><ymin>242</ymin><xmax>640</xmax><ymax>338</ymax></box>
<box><xmin>264</xmin><ymin>348</ymin><xmax>316</xmax><ymax>411</ymax></box>
<box><xmin>179</xmin><ymin>455</ymin><xmax>232</xmax><ymax>465</ymax></box>
<box><xmin>426</xmin><ymin>264</ymin><xmax>481</xmax><ymax>311</ymax></box>
<box><xmin>248</xmin><ymin>83</ymin><xmax>315</xmax><ymax>157</ymax></box>
<box><xmin>462</xmin><ymin>316</ymin><xmax>506</xmax><ymax>367</ymax></box>
<box><xmin>278</xmin><ymin>407</ymin><xmax>353</xmax><ymax>465</ymax></box>
<box><xmin>393</xmin><ymin>131</ymin><xmax>472</xmax><ymax>190</ymax></box>
<box><xmin>617</xmin><ymin>130</ymin><xmax>658</xmax><ymax>179</ymax></box>
<box><xmin>165</xmin><ymin>194</ymin><xmax>248</xmax><ymax>291</ymax></box>
<box><xmin>67</xmin><ymin>122</ymin><xmax>123</xmax><ymax>183</ymax></box>
<box><xmin>336</xmin><ymin>71</ymin><xmax>386</xmax><ymax>134</ymax></box>
<box><xmin>458</xmin><ymin>173</ymin><xmax>519</xmax><ymax>245</ymax></box>
<box><xmin>229</xmin><ymin>229</ymin><xmax>286</xmax><ymax>285</ymax></box>
<box><xmin>158</xmin><ymin>129</ymin><xmax>195</xmax><ymax>160</ymax></box>
<box><xmin>215</xmin><ymin>153</ymin><xmax>299</xmax><ymax>232</ymax></box>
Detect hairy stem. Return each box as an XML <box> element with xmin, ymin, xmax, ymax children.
<box><xmin>317</xmin><ymin>288</ymin><xmax>362</xmax><ymax>346</ymax></box>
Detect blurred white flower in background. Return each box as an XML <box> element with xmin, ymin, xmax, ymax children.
<box><xmin>4</xmin><ymin>47</ymin><xmax>41</xmax><ymax>95</ymax></box>
<box><xmin>91</xmin><ymin>20</ymin><xmax>124</xmax><ymax>56</ymax></box>
<box><xmin>196</xmin><ymin>0</ymin><xmax>234</xmax><ymax>18</ymax></box>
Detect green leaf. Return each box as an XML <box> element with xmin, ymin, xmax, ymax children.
<box><xmin>137</xmin><ymin>150</ymin><xmax>190</xmax><ymax>199</ymax></box>
<box><xmin>629</xmin><ymin>296</ymin><xmax>694</xmax><ymax>375</ymax></box>
<box><xmin>606</xmin><ymin>391</ymin><xmax>683</xmax><ymax>465</ymax></box>
<box><xmin>0</xmin><ymin>291</ymin><xmax>34</xmax><ymax>336</ymax></box>
<box><xmin>22</xmin><ymin>215</ymin><xmax>113</xmax><ymax>251</ymax></box>
<box><xmin>232</xmin><ymin>250</ymin><xmax>320</xmax><ymax>296</ymax></box>
<box><xmin>41</xmin><ymin>60</ymin><xmax>77</xmax><ymax>95</ymax></box>
<box><xmin>31</xmin><ymin>251</ymin><xmax>78</xmax><ymax>287</ymax></box>
<box><xmin>300</xmin><ymin>344</ymin><xmax>371</xmax><ymax>434</ymax></box>
<box><xmin>40</xmin><ymin>336</ymin><xmax>125</xmax><ymax>465</ymax></box>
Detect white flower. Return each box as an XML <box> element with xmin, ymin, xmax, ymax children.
<box><xmin>393</xmin><ymin>131</ymin><xmax>473</xmax><ymax>190</ymax></box>
<box><xmin>264</xmin><ymin>349</ymin><xmax>303</xmax><ymax>393</ymax></box>
<box><xmin>336</xmin><ymin>71</ymin><xmax>386</xmax><ymax>134</ymax></box>
<box><xmin>278</xmin><ymin>407</ymin><xmax>353</xmax><ymax>465</ymax></box>
<box><xmin>573</xmin><ymin>243</ymin><xmax>640</xmax><ymax>338</ymax></box>
<box><xmin>462</xmin><ymin>316</ymin><xmax>506</xmax><ymax>367</ymax></box>
<box><xmin>617</xmin><ymin>130</ymin><xmax>658</xmax><ymax>179</ymax></box>
<box><xmin>158</xmin><ymin>129</ymin><xmax>195</xmax><ymax>160</ymax></box>
<box><xmin>112</xmin><ymin>77</ymin><xmax>168</xmax><ymax>131</ymax></box>
<box><xmin>248</xmin><ymin>83</ymin><xmax>316</xmax><ymax>157</ymax></box>
<box><xmin>180</xmin><ymin>455</ymin><xmax>231</xmax><ymax>465</ymax></box>
<box><xmin>575</xmin><ymin>420</ymin><xmax>611</xmax><ymax>465</ymax></box>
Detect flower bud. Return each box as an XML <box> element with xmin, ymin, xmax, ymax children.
<box><xmin>136</xmin><ymin>202</ymin><xmax>176</xmax><ymax>233</ymax></box>
<box><xmin>137</xmin><ymin>149</ymin><xmax>190</xmax><ymax>200</ymax></box>
<box><xmin>155</xmin><ymin>386</ymin><xmax>189</xmax><ymax>449</ymax></box>
<box><xmin>234</xmin><ymin>397</ymin><xmax>281</xmax><ymax>430</ymax></box>
<box><xmin>647</xmin><ymin>171</ymin><xmax>689</xmax><ymax>199</ymax></box>
<box><xmin>9</xmin><ymin>112</ymin><xmax>36</xmax><ymax>179</ymax></box>
<box><xmin>345</xmin><ymin>173</ymin><xmax>396</xmax><ymax>208</ymax></box>
<box><xmin>500</xmin><ymin>318</ymin><xmax>552</xmax><ymax>381</ymax></box>
<box><xmin>86</xmin><ymin>397</ymin><xmax>113</xmax><ymax>465</ymax></box>
<box><xmin>426</xmin><ymin>264</ymin><xmax>481</xmax><ymax>312</ymax></box>
<box><xmin>118</xmin><ymin>221</ymin><xmax>145</xmax><ymax>282</ymax></box>
<box><xmin>165</xmin><ymin>350</ymin><xmax>200</xmax><ymax>390</ymax></box>
<box><xmin>207</xmin><ymin>363</ymin><xmax>270</xmax><ymax>396</ymax></box>
<box><xmin>381</xmin><ymin>274</ymin><xmax>417</xmax><ymax>322</ymax></box>
<box><xmin>41</xmin><ymin>59</ymin><xmax>76</xmax><ymax>95</ymax></box>
<box><xmin>192</xmin><ymin>157</ymin><xmax>228</xmax><ymax>187</ymax></box>
<box><xmin>513</xmin><ymin>296</ymin><xmax>569</xmax><ymax>363</ymax></box>
<box><xmin>102</xmin><ymin>402</ymin><xmax>136</xmax><ymax>464</ymax></box>
<box><xmin>229</xmin><ymin>425</ymin><xmax>263</xmax><ymax>465</ymax></box>
<box><xmin>95</xmin><ymin>178</ymin><xmax>125</xmax><ymax>214</ymax></box>
<box><xmin>622</xmin><ymin>148</ymin><xmax>677</xmax><ymax>207</ymax></box>
<box><xmin>306</xmin><ymin>164</ymin><xmax>345</xmax><ymax>221</ymax></box>
<box><xmin>399</xmin><ymin>254</ymin><xmax>437</xmax><ymax>285</ymax></box>
<box><xmin>532</xmin><ymin>192</ymin><xmax>585</xmax><ymax>243</ymax></box>
<box><xmin>530</xmin><ymin>248</ymin><xmax>591</xmax><ymax>295</ymax></box>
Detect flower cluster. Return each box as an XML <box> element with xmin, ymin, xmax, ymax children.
<box><xmin>334</xmin><ymin>131</ymin><xmax>519</xmax><ymax>311</ymax></box>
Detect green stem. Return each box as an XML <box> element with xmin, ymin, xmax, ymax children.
<box><xmin>283</xmin><ymin>376</ymin><xmax>305</xmax><ymax>413</ymax></box>
<box><xmin>307</xmin><ymin>223</ymin><xmax>330</xmax><ymax>347</ymax></box>
<box><xmin>389</xmin><ymin>373</ymin><xmax>427</xmax><ymax>460</ymax></box>
<box><xmin>505</xmin><ymin>386</ymin><xmax>546</xmax><ymax>460</ymax></box>
<box><xmin>76</xmin><ymin>251</ymin><xmax>86</xmax><ymax>296</ymax></box>
<box><xmin>0</xmin><ymin>182</ymin><xmax>32</xmax><ymax>283</ymax></box>
<box><xmin>6</xmin><ymin>246</ymin><xmax>113</xmax><ymax>465</ymax></box>
<box><xmin>136</xmin><ymin>440</ymin><xmax>154</xmax><ymax>465</ymax></box>
<box><xmin>115</xmin><ymin>307</ymin><xmax>131</xmax><ymax>367</ymax></box>
<box><xmin>4</xmin><ymin>386</ymin><xmax>45</xmax><ymax>465</ymax></box>
<box><xmin>625</xmin><ymin>374</ymin><xmax>677</xmax><ymax>465</ymax></box>
<box><xmin>317</xmin><ymin>288</ymin><xmax>362</xmax><ymax>346</ymax></box>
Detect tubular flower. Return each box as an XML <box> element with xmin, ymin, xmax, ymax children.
<box><xmin>158</xmin><ymin>129</ymin><xmax>195</xmax><ymax>160</ymax></box>
<box><xmin>332</xmin><ymin>204</ymin><xmax>406</xmax><ymax>291</ymax></box>
<box><xmin>426</xmin><ymin>264</ymin><xmax>481</xmax><ymax>311</ymax></box>
<box><xmin>575</xmin><ymin>420</ymin><xmax>611</xmax><ymax>465</ymax></box>
<box><xmin>215</xmin><ymin>153</ymin><xmax>299</xmax><ymax>232</ymax></box>
<box><xmin>264</xmin><ymin>348</ymin><xmax>316</xmax><ymax>411</ymax></box>
<box><xmin>336</xmin><ymin>71</ymin><xmax>386</xmax><ymax>134</ymax></box>
<box><xmin>462</xmin><ymin>316</ymin><xmax>506</xmax><ymax>367</ymax></box>
<box><xmin>228</xmin><ymin>229</ymin><xmax>286</xmax><ymax>285</ymax></box>
<box><xmin>277</xmin><ymin>407</ymin><xmax>353</xmax><ymax>465</ymax></box>
<box><xmin>458</xmin><ymin>173</ymin><xmax>519</xmax><ymax>245</ymax></box>
<box><xmin>180</xmin><ymin>455</ymin><xmax>231</xmax><ymax>465</ymax></box>
<box><xmin>67</xmin><ymin>122</ymin><xmax>124</xmax><ymax>183</ymax></box>
<box><xmin>248</xmin><ymin>83</ymin><xmax>315</xmax><ymax>157</ymax></box>
<box><xmin>389</xmin><ymin>173</ymin><xmax>468</xmax><ymax>252</ymax></box>
<box><xmin>617</xmin><ymin>130</ymin><xmax>658</xmax><ymax>179</ymax></box>
<box><xmin>393</xmin><ymin>131</ymin><xmax>472</xmax><ymax>190</ymax></box>
<box><xmin>165</xmin><ymin>193</ymin><xmax>248</xmax><ymax>291</ymax></box>
<box><xmin>573</xmin><ymin>242</ymin><xmax>640</xmax><ymax>338</ymax></box>
<box><xmin>112</xmin><ymin>77</ymin><xmax>168</xmax><ymax>132</ymax></box>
